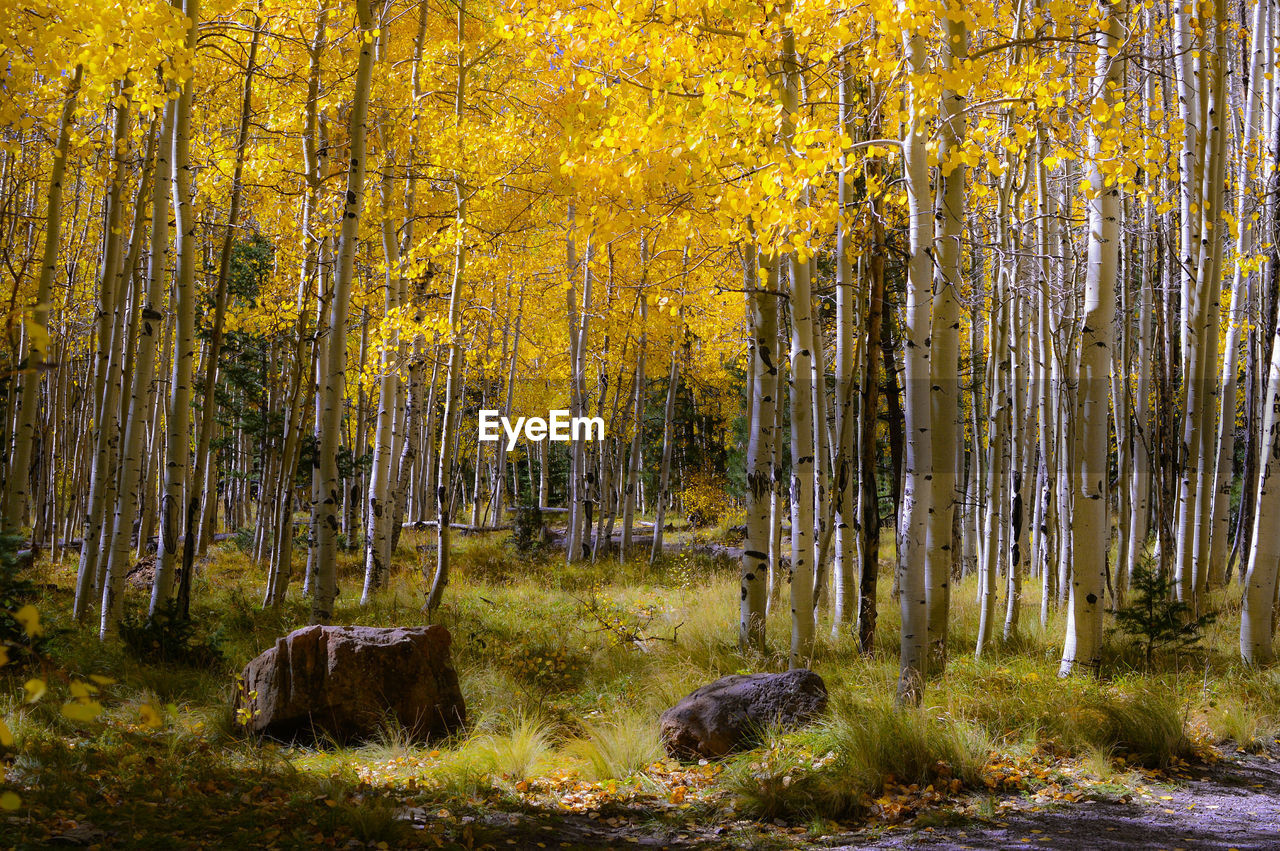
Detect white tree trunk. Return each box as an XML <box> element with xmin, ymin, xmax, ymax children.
<box><xmin>5</xmin><ymin>69</ymin><xmax>81</xmax><ymax>531</ymax></box>
<box><xmin>151</xmin><ymin>0</ymin><xmax>201</xmax><ymax>620</ymax></box>
<box><xmin>361</xmin><ymin>175</ymin><xmax>403</xmax><ymax>603</ymax></box>
<box><xmin>927</xmin><ymin>15</ymin><xmax>967</xmax><ymax>668</ymax></box>
<box><xmin>742</xmin><ymin>244</ymin><xmax>777</xmax><ymax>652</ymax></box>
<box><xmin>313</xmin><ymin>0</ymin><xmax>375</xmax><ymax>622</ymax></box>
<box><xmin>896</xmin><ymin>25</ymin><xmax>935</xmax><ymax>700</ymax></box>
<box><xmin>1060</xmin><ymin>0</ymin><xmax>1124</xmax><ymax>676</ymax></box>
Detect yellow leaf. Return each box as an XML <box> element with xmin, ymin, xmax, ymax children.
<box><xmin>0</xmin><ymin>791</ymin><xmax>19</xmax><ymax>811</ymax></box>
<box><xmin>140</xmin><ymin>704</ymin><xmax>163</xmax><ymax>728</ymax></box>
<box><xmin>13</xmin><ymin>605</ymin><xmax>41</xmax><ymax>638</ymax></box>
<box><xmin>69</xmin><ymin>680</ymin><xmax>98</xmax><ymax>699</ymax></box>
<box><xmin>61</xmin><ymin>700</ymin><xmax>103</xmax><ymax>722</ymax></box>
<box><xmin>88</xmin><ymin>674</ymin><xmax>116</xmax><ymax>686</ymax></box>
<box><xmin>0</xmin><ymin>717</ymin><xmax>12</xmax><ymax>747</ymax></box>
<box><xmin>23</xmin><ymin>679</ymin><xmax>45</xmax><ymax>703</ymax></box>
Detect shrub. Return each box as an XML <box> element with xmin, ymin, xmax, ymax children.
<box><xmin>230</xmin><ymin>526</ymin><xmax>253</xmax><ymax>553</ymax></box>
<box><xmin>502</xmin><ymin>636</ymin><xmax>588</xmax><ymax>696</ymax></box>
<box><xmin>119</xmin><ymin>600</ymin><xmax>224</xmax><ymax>668</ymax></box>
<box><xmin>510</xmin><ymin>505</ymin><xmax>546</xmax><ymax>555</ymax></box>
<box><xmin>677</xmin><ymin>471</ymin><xmax>733</xmax><ymax>528</ymax></box>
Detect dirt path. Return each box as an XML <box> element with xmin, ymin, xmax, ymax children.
<box><xmin>855</xmin><ymin>748</ymin><xmax>1280</xmax><ymax>850</ymax></box>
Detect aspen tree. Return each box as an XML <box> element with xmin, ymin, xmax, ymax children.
<box><xmin>1007</xmin><ymin>292</ymin><xmax>1037</xmax><ymax>642</ymax></box>
<box><xmin>5</xmin><ymin>68</ymin><xmax>81</xmax><ymax>532</ymax></box>
<box><xmin>896</xmin><ymin>15</ymin><xmax>934</xmax><ymax>700</ymax></box>
<box><xmin>1173</xmin><ymin>0</ymin><xmax>1222</xmax><ymax>608</ymax></box>
<box><xmin>976</xmin><ymin>266</ymin><xmax>1010</xmax><ymax>659</ymax></box>
<box><xmin>927</xmin><ymin>7</ymin><xmax>967</xmax><ymax>669</ymax></box>
<box><xmin>858</xmin><ymin>84</ymin><xmax>888</xmax><ymax>656</ymax></box>
<box><xmin>1241</xmin><ymin>280</ymin><xmax>1280</xmax><ymax>665</ymax></box>
<box><xmin>620</xmin><ymin>237</ymin><xmax>648</xmax><ymax>558</ymax></box>
<box><xmin>1033</xmin><ymin>129</ymin><xmax>1060</xmax><ymax>626</ymax></box>
<box><xmin>491</xmin><ymin>279</ymin><xmax>524</xmax><ymax>527</ymax></box>
<box><xmin>152</xmin><ymin>0</ymin><xmax>201</xmax><ymax>618</ymax></box>
<box><xmin>564</xmin><ymin>211</ymin><xmax>584</xmax><ymax>561</ymax></box>
<box><xmin>1210</xmin><ymin>0</ymin><xmax>1270</xmax><ymax>588</ymax></box>
<box><xmin>650</xmin><ymin>336</ymin><xmax>679</xmax><ymax>565</ymax></box>
<box><xmin>1237</xmin><ymin>1</ymin><xmax>1280</xmax><ymax>579</ymax></box>
<box><xmin>569</xmin><ymin>237</ymin><xmax>595</xmax><ymax>562</ymax></box>
<box><xmin>361</xmin><ymin>172</ymin><xmax>403</xmax><ymax>603</ymax></box>
<box><xmin>179</xmin><ymin>14</ymin><xmax>260</xmax><ymax>612</ymax></box>
<box><xmin>1186</xmin><ymin>0</ymin><xmax>1229</xmax><ymax>602</ymax></box>
<box><xmin>741</xmin><ymin>242</ymin><xmax>776</xmax><ymax>653</ymax></box>
<box><xmin>425</xmin><ymin>0</ymin><xmax>469</xmax><ymax>613</ymax></box>
<box><xmin>101</xmin><ymin>113</ymin><xmax>171</xmax><ymax>630</ymax></box>
<box><xmin>771</xmin><ymin>2</ymin><xmax>818</xmax><ymax>669</ymax></box>
<box><xmin>830</xmin><ymin>62</ymin><xmax>859</xmax><ymax>635</ymax></box>
<box><xmin>75</xmin><ymin>69</ymin><xmax>138</xmax><ymax>623</ymax></box>
<box><xmin>1061</xmin><ymin>0</ymin><xmax>1125</xmax><ymax>677</ymax></box>
<box><xmin>314</xmin><ymin>0</ymin><xmax>376</xmax><ymax>623</ymax></box>
<box><xmin>384</xmin><ymin>0</ymin><xmax>430</xmax><ymax>555</ymax></box>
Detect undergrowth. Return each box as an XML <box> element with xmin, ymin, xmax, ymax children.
<box><xmin>0</xmin><ymin>524</ymin><xmax>1266</xmax><ymax>846</ymax></box>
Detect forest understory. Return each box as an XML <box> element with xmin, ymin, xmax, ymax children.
<box><xmin>3</xmin><ymin>524</ymin><xmax>1279</xmax><ymax>850</ymax></box>
<box><xmin>12</xmin><ymin>0</ymin><xmax>1280</xmax><ymax>846</ymax></box>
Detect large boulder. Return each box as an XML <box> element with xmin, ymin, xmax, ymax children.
<box><xmin>659</xmin><ymin>669</ymin><xmax>827</xmax><ymax>759</ymax></box>
<box><xmin>235</xmin><ymin>625</ymin><xmax>465</xmax><ymax>744</ymax></box>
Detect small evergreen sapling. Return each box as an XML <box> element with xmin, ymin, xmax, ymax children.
<box><xmin>1109</xmin><ymin>561</ymin><xmax>1216</xmax><ymax>671</ymax></box>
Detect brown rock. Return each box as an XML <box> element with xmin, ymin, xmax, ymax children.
<box><xmin>235</xmin><ymin>624</ymin><xmax>465</xmax><ymax>744</ymax></box>
<box><xmin>126</xmin><ymin>555</ymin><xmax>156</xmax><ymax>589</ymax></box>
<box><xmin>659</xmin><ymin>669</ymin><xmax>827</xmax><ymax>759</ymax></box>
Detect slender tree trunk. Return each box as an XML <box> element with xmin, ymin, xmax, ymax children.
<box><xmin>74</xmin><ymin>71</ymin><xmax>139</xmax><ymax>623</ymax></box>
<box><xmin>152</xmin><ymin>0</ymin><xmax>201</xmax><ymax>620</ymax></box>
<box><xmin>5</xmin><ymin>69</ymin><xmax>82</xmax><ymax>531</ymax></box>
<box><xmin>1061</xmin><ymin>0</ymin><xmax>1124</xmax><ymax>676</ymax></box>
<box><xmin>741</xmin><ymin>243</ymin><xmax>777</xmax><ymax>653</ymax></box>
<box><xmin>621</xmin><ymin>238</ymin><xmax>648</xmax><ymax>558</ymax></box>
<box><xmin>927</xmin><ymin>13</ymin><xmax>967</xmax><ymax>669</ymax></box>
<box><xmin>650</xmin><ymin>348</ymin><xmax>679</xmax><ymax>564</ymax></box>
<box><xmin>425</xmin><ymin>0</ymin><xmax>468</xmax><ymax>613</ymax></box>
<box><xmin>312</xmin><ymin>0</ymin><xmax>375</xmax><ymax>623</ymax></box>
<box><xmin>857</xmin><ymin>97</ymin><xmax>887</xmax><ymax>656</ymax></box>
<box><xmin>1212</xmin><ymin>0</ymin><xmax>1269</xmax><ymax>590</ymax></box>
<box><xmin>896</xmin><ymin>24</ymin><xmax>935</xmax><ymax>701</ymax></box>
<box><xmin>102</xmin><ymin>119</ymin><xmax>170</xmax><ymax>630</ymax></box>
<box><xmin>361</xmin><ymin>174</ymin><xmax>404</xmax><ymax>603</ymax></box>
<box><xmin>177</xmin><ymin>14</ymin><xmax>260</xmax><ymax>616</ymax></box>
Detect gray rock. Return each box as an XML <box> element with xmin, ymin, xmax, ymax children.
<box><xmin>236</xmin><ymin>624</ymin><xmax>465</xmax><ymax>744</ymax></box>
<box><xmin>659</xmin><ymin>669</ymin><xmax>827</xmax><ymax>759</ymax></box>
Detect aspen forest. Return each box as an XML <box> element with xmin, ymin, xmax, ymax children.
<box><xmin>7</xmin><ymin>0</ymin><xmax>1280</xmax><ymax>846</ymax></box>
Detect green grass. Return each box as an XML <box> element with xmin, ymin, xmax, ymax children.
<box><xmin>0</xmin><ymin>523</ymin><xmax>1262</xmax><ymax>845</ymax></box>
<box><xmin>726</xmin><ymin>694</ymin><xmax>990</xmax><ymax>820</ymax></box>
<box><xmin>565</xmin><ymin>711</ymin><xmax>664</xmax><ymax>781</ymax></box>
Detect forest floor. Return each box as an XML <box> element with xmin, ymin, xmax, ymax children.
<box><xmin>869</xmin><ymin>745</ymin><xmax>1280</xmax><ymax>850</ymax></box>
<box><xmin>378</xmin><ymin>742</ymin><xmax>1280</xmax><ymax>849</ymax></box>
<box><xmin>4</xmin><ymin>522</ymin><xmax>1280</xmax><ymax>849</ymax></box>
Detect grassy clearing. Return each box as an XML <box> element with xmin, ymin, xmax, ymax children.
<box><xmin>1</xmin><ymin>527</ymin><xmax>1273</xmax><ymax>845</ymax></box>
